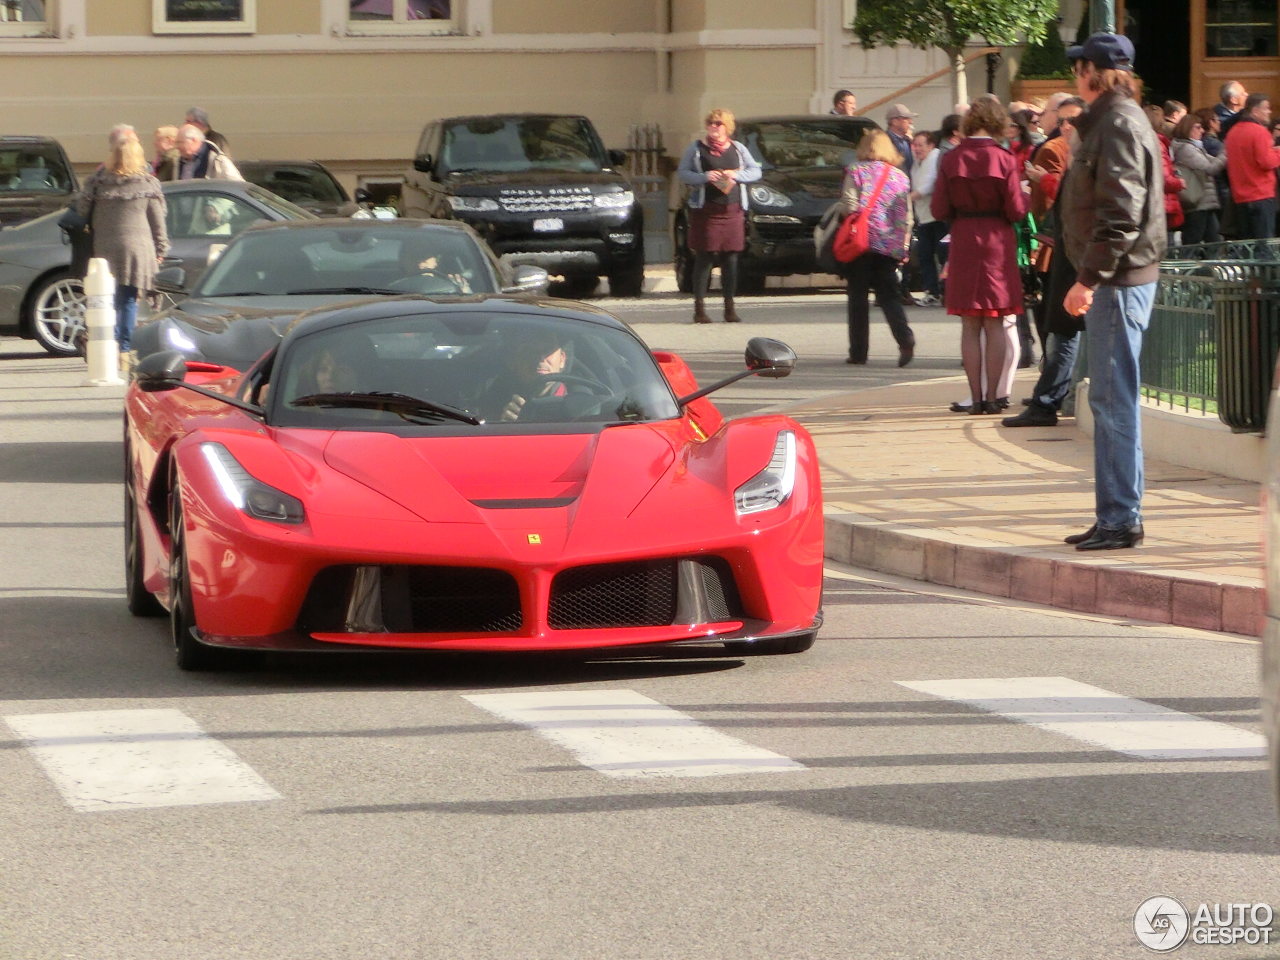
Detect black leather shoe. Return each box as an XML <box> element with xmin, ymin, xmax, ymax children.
<box><xmin>1002</xmin><ymin>406</ymin><xmax>1058</xmax><ymax>427</ymax></box>
<box><xmin>1063</xmin><ymin>524</ymin><xmax>1097</xmax><ymax>545</ymax></box>
<box><xmin>846</xmin><ymin>357</ymin><xmax>867</xmax><ymax>365</ymax></box>
<box><xmin>897</xmin><ymin>343</ymin><xmax>914</xmax><ymax>367</ymax></box>
<box><xmin>1075</xmin><ymin>524</ymin><xmax>1145</xmax><ymax>551</ymax></box>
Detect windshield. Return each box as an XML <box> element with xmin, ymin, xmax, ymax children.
<box><xmin>440</xmin><ymin>117</ymin><xmax>608</xmax><ymax>174</ymax></box>
<box><xmin>242</xmin><ymin>183</ymin><xmax>318</xmax><ymax>222</ymax></box>
<box><xmin>271</xmin><ymin>312</ymin><xmax>680</xmax><ymax>429</ymax></box>
<box><xmin>241</xmin><ymin>164</ymin><xmax>347</xmax><ymax>205</ymax></box>
<box><xmin>0</xmin><ymin>143</ymin><xmax>73</xmax><ymax>194</ymax></box>
<box><xmin>194</xmin><ymin>225</ymin><xmax>498</xmax><ymax>298</ymax></box>
<box><xmin>739</xmin><ymin>120</ymin><xmax>874</xmax><ymax>170</ymax></box>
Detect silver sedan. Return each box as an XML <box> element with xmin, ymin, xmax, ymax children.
<box><xmin>0</xmin><ymin>179</ymin><xmax>314</xmax><ymax>356</ymax></box>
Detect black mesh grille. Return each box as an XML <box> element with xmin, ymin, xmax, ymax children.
<box><xmin>298</xmin><ymin>565</ymin><xmax>522</xmax><ymax>634</ymax></box>
<box><xmin>549</xmin><ymin>560</ymin><xmax>678</xmax><ymax>629</ymax></box>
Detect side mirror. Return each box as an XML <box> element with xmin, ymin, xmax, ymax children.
<box><xmin>413</xmin><ymin>155</ymin><xmax>434</xmax><ymax>173</ymax></box>
<box><xmin>152</xmin><ymin>266</ymin><xmax>187</xmax><ymax>295</ymax></box>
<box><xmin>745</xmin><ymin>337</ymin><xmax>796</xmax><ymax>379</ymax></box>
<box><xmin>134</xmin><ymin>350</ymin><xmax>187</xmax><ymax>393</ymax></box>
<box><xmin>607</xmin><ymin>149</ymin><xmax>628</xmax><ymax>168</ymax></box>
<box><xmin>503</xmin><ymin>264</ymin><xmax>550</xmax><ymax>294</ymax></box>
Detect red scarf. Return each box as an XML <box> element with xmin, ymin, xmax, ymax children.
<box><xmin>704</xmin><ymin>137</ymin><xmax>728</xmax><ymax>157</ymax></box>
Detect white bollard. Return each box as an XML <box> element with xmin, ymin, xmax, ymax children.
<box><xmin>82</xmin><ymin>257</ymin><xmax>123</xmax><ymax>387</ymax></box>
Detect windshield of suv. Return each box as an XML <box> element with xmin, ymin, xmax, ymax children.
<box><xmin>272</xmin><ymin>311</ymin><xmax>680</xmax><ymax>429</ymax></box>
<box><xmin>739</xmin><ymin>120</ymin><xmax>874</xmax><ymax>170</ymax></box>
<box><xmin>240</xmin><ymin>164</ymin><xmax>348</xmax><ymax>205</ymax></box>
<box><xmin>440</xmin><ymin>117</ymin><xmax>608</xmax><ymax>174</ymax></box>
<box><xmin>195</xmin><ymin>225</ymin><xmax>498</xmax><ymax>298</ymax></box>
<box><xmin>0</xmin><ymin>142</ymin><xmax>73</xmax><ymax>194</ymax></box>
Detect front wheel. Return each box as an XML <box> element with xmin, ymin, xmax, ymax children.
<box><xmin>169</xmin><ymin>484</ymin><xmax>231</xmax><ymax>671</ymax></box>
<box><xmin>673</xmin><ymin>215</ymin><xmax>693</xmax><ymax>294</ymax></box>
<box><xmin>28</xmin><ymin>270</ymin><xmax>86</xmax><ymax>357</ymax></box>
<box><xmin>723</xmin><ymin>632</ymin><xmax>816</xmax><ymax>656</ymax></box>
<box><xmin>607</xmin><ymin>249</ymin><xmax>645</xmax><ymax>298</ymax></box>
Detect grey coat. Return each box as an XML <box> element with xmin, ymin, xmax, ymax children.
<box><xmin>76</xmin><ymin>170</ymin><xmax>169</xmax><ymax>290</ymax></box>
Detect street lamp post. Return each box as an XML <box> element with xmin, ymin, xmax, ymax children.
<box><xmin>1090</xmin><ymin>0</ymin><xmax>1116</xmax><ymax>34</ymax></box>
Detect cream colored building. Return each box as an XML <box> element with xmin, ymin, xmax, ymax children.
<box><xmin>5</xmin><ymin>0</ymin><xmax>1050</xmax><ymax>194</ymax></box>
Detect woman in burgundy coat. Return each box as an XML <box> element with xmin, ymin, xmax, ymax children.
<box><xmin>932</xmin><ymin>98</ymin><xmax>1028</xmax><ymax>414</ymax></box>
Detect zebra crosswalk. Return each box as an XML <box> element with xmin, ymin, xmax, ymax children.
<box><xmin>3</xmin><ymin>677</ymin><xmax>1267</xmax><ymax>813</ymax></box>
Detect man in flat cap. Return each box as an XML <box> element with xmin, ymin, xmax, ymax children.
<box><xmin>1059</xmin><ymin>33</ymin><xmax>1166</xmax><ymax>551</ymax></box>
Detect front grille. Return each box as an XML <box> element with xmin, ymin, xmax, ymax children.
<box><xmin>298</xmin><ymin>565</ymin><xmax>522</xmax><ymax>634</ymax></box>
<box><xmin>548</xmin><ymin>557</ymin><xmax>744</xmax><ymax>629</ymax></box>
<box><xmin>550</xmin><ymin>560</ymin><xmax>677</xmax><ymax>629</ymax></box>
<box><xmin>500</xmin><ymin>194</ymin><xmax>594</xmax><ymax>214</ymax></box>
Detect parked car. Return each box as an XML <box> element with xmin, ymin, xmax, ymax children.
<box><xmin>0</xmin><ymin>135</ymin><xmax>78</xmax><ymax>228</ymax></box>
<box><xmin>402</xmin><ymin>114</ymin><xmax>645</xmax><ymax>296</ymax></box>
<box><xmin>672</xmin><ymin>115</ymin><xmax>879</xmax><ymax>292</ymax></box>
<box><xmin>125</xmin><ymin>295</ymin><xmax>821</xmax><ymax>669</ymax></box>
<box><xmin>0</xmin><ymin>179</ymin><xmax>315</xmax><ymax>356</ymax></box>
<box><xmin>237</xmin><ymin>160</ymin><xmax>373</xmax><ymax>218</ymax></box>
<box><xmin>133</xmin><ymin>218</ymin><xmax>549</xmax><ymax>370</ymax></box>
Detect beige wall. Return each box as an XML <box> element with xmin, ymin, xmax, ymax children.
<box><xmin>493</xmin><ymin>0</ymin><xmax>657</xmax><ymax>34</ymax></box>
<box><xmin>702</xmin><ymin>0</ymin><xmax>813</xmax><ymax>30</ymax></box>
<box><xmin>87</xmin><ymin>2</ymin><xmax>317</xmax><ymax>36</ymax></box>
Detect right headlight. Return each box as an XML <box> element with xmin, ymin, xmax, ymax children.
<box><xmin>749</xmin><ymin>184</ymin><xmax>793</xmax><ymax>208</ymax></box>
<box><xmin>201</xmin><ymin>443</ymin><xmax>305</xmax><ymax>525</ymax></box>
<box><xmin>447</xmin><ymin>195</ymin><xmax>500</xmax><ymax>212</ymax></box>
<box><xmin>735</xmin><ymin>430</ymin><xmax>797</xmax><ymax>515</ymax></box>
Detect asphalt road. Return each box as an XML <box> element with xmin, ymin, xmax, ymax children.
<box><xmin>0</xmin><ymin>307</ymin><xmax>1275</xmax><ymax>960</ymax></box>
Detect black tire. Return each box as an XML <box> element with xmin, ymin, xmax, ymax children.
<box><xmin>607</xmin><ymin>248</ymin><xmax>645</xmax><ymax>298</ymax></box>
<box><xmin>673</xmin><ymin>215</ymin><xmax>694</xmax><ymax>294</ymax></box>
<box><xmin>125</xmin><ymin>461</ymin><xmax>164</xmax><ymax>618</ymax></box>
<box><xmin>723</xmin><ymin>632</ymin><xmax>817</xmax><ymax>656</ymax></box>
<box><xmin>169</xmin><ymin>481</ymin><xmax>228</xmax><ymax>671</ymax></box>
<box><xmin>27</xmin><ymin>270</ymin><xmax>86</xmax><ymax>357</ymax></box>
<box><xmin>553</xmin><ymin>275</ymin><xmax>600</xmax><ymax>299</ymax></box>
<box><xmin>734</xmin><ymin>266</ymin><xmax>766</xmax><ymax>296</ymax></box>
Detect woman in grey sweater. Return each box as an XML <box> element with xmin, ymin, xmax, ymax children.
<box><xmin>1170</xmin><ymin>113</ymin><xmax>1228</xmax><ymax>245</ymax></box>
<box><xmin>76</xmin><ymin>134</ymin><xmax>168</xmax><ymax>351</ymax></box>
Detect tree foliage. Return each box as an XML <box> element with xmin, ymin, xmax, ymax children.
<box><xmin>853</xmin><ymin>0</ymin><xmax>1060</xmax><ymax>57</ymax></box>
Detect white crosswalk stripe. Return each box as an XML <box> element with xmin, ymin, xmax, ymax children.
<box><xmin>3</xmin><ymin>708</ymin><xmax>281</xmax><ymax>812</ymax></box>
<box><xmin>897</xmin><ymin>676</ymin><xmax>1267</xmax><ymax>760</ymax></box>
<box><xmin>465</xmin><ymin>689</ymin><xmax>806</xmax><ymax>778</ymax></box>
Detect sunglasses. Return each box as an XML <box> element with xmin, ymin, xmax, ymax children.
<box><xmin>706</xmin><ymin>120</ymin><xmax>726</xmax><ymax>127</ymax></box>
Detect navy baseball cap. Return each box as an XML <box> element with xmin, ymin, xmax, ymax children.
<box><xmin>1066</xmin><ymin>32</ymin><xmax>1136</xmax><ymax>71</ymax></box>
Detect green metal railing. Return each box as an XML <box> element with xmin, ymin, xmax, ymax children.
<box><xmin>1144</xmin><ymin>254</ymin><xmax>1280</xmax><ymax>432</ymax></box>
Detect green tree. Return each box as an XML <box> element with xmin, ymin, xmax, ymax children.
<box><xmin>854</xmin><ymin>0</ymin><xmax>1061</xmax><ymax>106</ymax></box>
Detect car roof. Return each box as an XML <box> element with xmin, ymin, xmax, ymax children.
<box><xmin>160</xmin><ymin>178</ymin><xmax>256</xmax><ymax>194</ymax></box>
<box><xmin>0</xmin><ymin>135</ymin><xmax>65</xmax><ymax>146</ymax></box>
<box><xmin>739</xmin><ymin>115</ymin><xmax>880</xmax><ymax>126</ymax></box>
<box><xmin>285</xmin><ymin>294</ymin><xmax>629</xmax><ymax>342</ymax></box>
<box><xmin>234</xmin><ymin>216</ymin><xmax>475</xmax><ymax>236</ymax></box>
<box><xmin>439</xmin><ymin>113</ymin><xmax>591</xmax><ymax>124</ymax></box>
<box><xmin>237</xmin><ymin>160</ymin><xmax>330</xmax><ymax>171</ymax></box>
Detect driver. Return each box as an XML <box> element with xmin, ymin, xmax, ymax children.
<box><xmin>398</xmin><ymin>242</ymin><xmax>471</xmax><ymax>293</ymax></box>
<box><xmin>478</xmin><ymin>328</ymin><xmax>568</xmax><ymax>422</ymax></box>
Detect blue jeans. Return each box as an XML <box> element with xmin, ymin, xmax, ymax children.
<box><xmin>1237</xmin><ymin>198</ymin><xmax>1277</xmax><ymax>240</ymax></box>
<box><xmin>1030</xmin><ymin>330</ymin><xmax>1081</xmax><ymax>411</ymax></box>
<box><xmin>1085</xmin><ymin>283</ymin><xmax>1155</xmax><ymax>529</ymax></box>
<box><xmin>915</xmin><ymin>220</ymin><xmax>948</xmax><ymax>297</ymax></box>
<box><xmin>114</xmin><ymin>284</ymin><xmax>138</xmax><ymax>351</ymax></box>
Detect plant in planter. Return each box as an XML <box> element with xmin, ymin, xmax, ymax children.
<box><xmin>1013</xmin><ymin>19</ymin><xmax>1074</xmax><ymax>101</ymax></box>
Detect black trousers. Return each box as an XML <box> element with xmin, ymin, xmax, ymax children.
<box><xmin>846</xmin><ymin>252</ymin><xmax>914</xmax><ymax>363</ymax></box>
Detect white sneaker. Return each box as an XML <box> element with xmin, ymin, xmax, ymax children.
<box><xmin>919</xmin><ymin>294</ymin><xmax>941</xmax><ymax>306</ymax></box>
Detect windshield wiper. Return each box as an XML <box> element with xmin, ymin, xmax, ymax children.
<box><xmin>208</xmin><ymin>290</ymin><xmax>268</xmax><ymax>297</ymax></box>
<box><xmin>285</xmin><ymin>286</ymin><xmax>403</xmax><ymax>296</ymax></box>
<box><xmin>291</xmin><ymin>391</ymin><xmax>483</xmax><ymax>425</ymax></box>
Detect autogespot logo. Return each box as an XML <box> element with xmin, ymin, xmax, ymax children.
<box><xmin>1134</xmin><ymin>896</ymin><xmax>1191</xmax><ymax>952</ymax></box>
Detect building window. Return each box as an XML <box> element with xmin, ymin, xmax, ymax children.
<box><xmin>0</xmin><ymin>0</ymin><xmax>51</xmax><ymax>37</ymax></box>
<box><xmin>1204</xmin><ymin>0</ymin><xmax>1277</xmax><ymax>57</ymax></box>
<box><xmin>347</xmin><ymin>0</ymin><xmax>456</xmax><ymax>35</ymax></box>
<box><xmin>153</xmin><ymin>0</ymin><xmax>256</xmax><ymax>35</ymax></box>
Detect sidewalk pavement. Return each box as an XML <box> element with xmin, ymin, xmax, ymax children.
<box><xmin>793</xmin><ymin>374</ymin><xmax>1266</xmax><ymax>637</ymax></box>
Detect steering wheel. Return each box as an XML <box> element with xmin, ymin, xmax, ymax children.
<box><xmin>536</xmin><ymin>372</ymin><xmax>612</xmax><ymax>395</ymax></box>
<box><xmin>387</xmin><ymin>272</ymin><xmax>466</xmax><ymax>295</ymax></box>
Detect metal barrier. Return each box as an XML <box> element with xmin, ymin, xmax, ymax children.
<box><xmin>1168</xmin><ymin>237</ymin><xmax>1280</xmax><ymax>261</ymax></box>
<box><xmin>1148</xmin><ymin>257</ymin><xmax>1280</xmax><ymax>432</ymax></box>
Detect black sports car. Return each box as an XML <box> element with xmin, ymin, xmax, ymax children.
<box><xmin>673</xmin><ymin>115</ymin><xmax>879</xmax><ymax>292</ymax></box>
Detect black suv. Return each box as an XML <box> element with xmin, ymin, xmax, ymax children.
<box><xmin>673</xmin><ymin>115</ymin><xmax>878</xmax><ymax>292</ymax></box>
<box><xmin>0</xmin><ymin>135</ymin><xmax>78</xmax><ymax>228</ymax></box>
<box><xmin>402</xmin><ymin>114</ymin><xmax>644</xmax><ymax>296</ymax></box>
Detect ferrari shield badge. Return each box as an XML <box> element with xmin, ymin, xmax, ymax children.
<box><xmin>527</xmin><ymin>533</ymin><xmax>542</xmax><ymax>545</ymax></box>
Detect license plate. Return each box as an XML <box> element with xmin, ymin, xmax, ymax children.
<box><xmin>533</xmin><ymin>218</ymin><xmax>564</xmax><ymax>232</ymax></box>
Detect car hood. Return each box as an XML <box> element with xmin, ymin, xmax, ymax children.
<box><xmin>446</xmin><ymin>169</ymin><xmax>630</xmax><ymax>194</ymax></box>
<box><xmin>318</xmin><ymin>426</ymin><xmax>677</xmax><ymax>523</ymax></box>
<box><xmin>759</xmin><ymin>166</ymin><xmax>846</xmax><ymax>201</ymax></box>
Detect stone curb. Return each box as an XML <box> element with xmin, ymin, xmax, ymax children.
<box><xmin>822</xmin><ymin>513</ymin><xmax>1266</xmax><ymax>637</ymax></box>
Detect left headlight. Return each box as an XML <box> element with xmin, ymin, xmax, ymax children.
<box><xmin>749</xmin><ymin>185</ymin><xmax>793</xmax><ymax>208</ymax></box>
<box><xmin>594</xmin><ymin>190</ymin><xmax>635</xmax><ymax>209</ymax></box>
<box><xmin>735</xmin><ymin>431</ymin><xmax>797</xmax><ymax>515</ymax></box>
<box><xmin>201</xmin><ymin>443</ymin><xmax>305</xmax><ymax>525</ymax></box>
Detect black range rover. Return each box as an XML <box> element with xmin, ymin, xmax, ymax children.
<box><xmin>673</xmin><ymin>115</ymin><xmax>878</xmax><ymax>292</ymax></box>
<box><xmin>402</xmin><ymin>114</ymin><xmax>644</xmax><ymax>296</ymax></box>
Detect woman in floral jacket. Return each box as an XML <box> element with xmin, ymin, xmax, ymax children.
<box><xmin>836</xmin><ymin>130</ymin><xmax>915</xmax><ymax>366</ymax></box>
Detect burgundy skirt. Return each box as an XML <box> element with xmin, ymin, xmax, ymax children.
<box><xmin>688</xmin><ymin>202</ymin><xmax>745</xmax><ymax>253</ymax></box>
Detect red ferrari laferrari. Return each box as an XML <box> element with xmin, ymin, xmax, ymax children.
<box><xmin>124</xmin><ymin>296</ymin><xmax>823</xmax><ymax>669</ymax></box>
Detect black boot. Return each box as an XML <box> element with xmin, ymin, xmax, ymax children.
<box><xmin>692</xmin><ymin>298</ymin><xmax>711</xmax><ymax>324</ymax></box>
<box><xmin>723</xmin><ymin>297</ymin><xmax>742</xmax><ymax>323</ymax></box>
